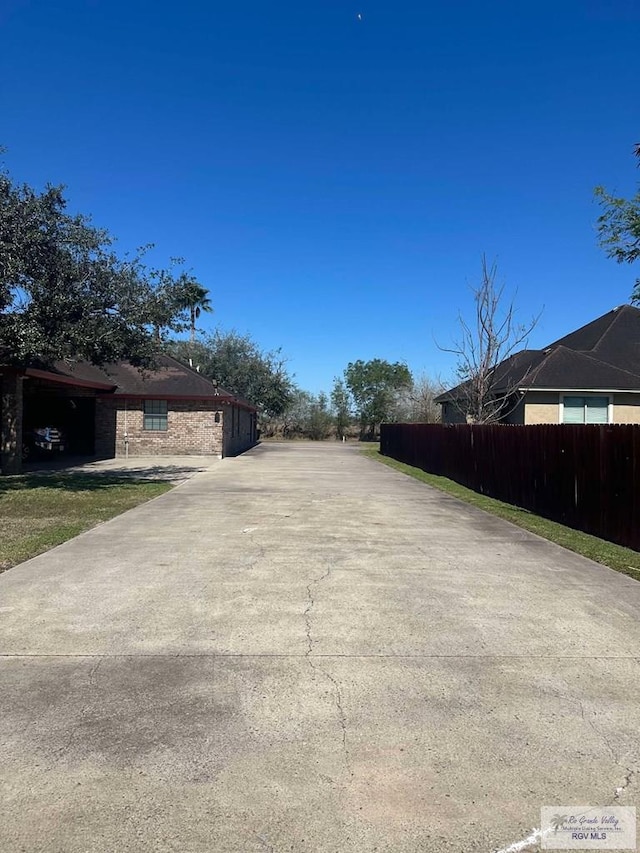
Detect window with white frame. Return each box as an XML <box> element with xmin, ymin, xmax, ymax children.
<box><xmin>143</xmin><ymin>399</ymin><xmax>168</xmax><ymax>431</ymax></box>
<box><xmin>562</xmin><ymin>396</ymin><xmax>609</xmax><ymax>424</ymax></box>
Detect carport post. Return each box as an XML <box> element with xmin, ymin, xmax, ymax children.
<box><xmin>0</xmin><ymin>369</ymin><xmax>24</xmax><ymax>475</ymax></box>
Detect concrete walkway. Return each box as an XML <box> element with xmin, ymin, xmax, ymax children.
<box><xmin>0</xmin><ymin>442</ymin><xmax>638</xmax><ymax>852</ymax></box>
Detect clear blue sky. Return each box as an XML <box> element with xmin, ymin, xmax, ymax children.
<box><xmin>1</xmin><ymin>0</ymin><xmax>638</xmax><ymax>393</ymax></box>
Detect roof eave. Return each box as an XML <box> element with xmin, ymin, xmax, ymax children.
<box><xmin>24</xmin><ymin>367</ymin><xmax>117</xmax><ymax>391</ymax></box>
<box><xmin>97</xmin><ymin>392</ymin><xmax>257</xmax><ymax>411</ymax></box>
<box><xmin>519</xmin><ymin>386</ymin><xmax>640</xmax><ymax>393</ymax></box>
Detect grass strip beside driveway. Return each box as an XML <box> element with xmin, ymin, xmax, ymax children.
<box><xmin>0</xmin><ymin>473</ymin><xmax>172</xmax><ymax>572</ymax></box>
<box><xmin>361</xmin><ymin>445</ymin><xmax>640</xmax><ymax>583</ymax></box>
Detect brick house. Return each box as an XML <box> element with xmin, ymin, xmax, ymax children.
<box><xmin>436</xmin><ymin>305</ymin><xmax>640</xmax><ymax>425</ymax></box>
<box><xmin>91</xmin><ymin>356</ymin><xmax>257</xmax><ymax>458</ymax></box>
<box><xmin>6</xmin><ymin>355</ymin><xmax>258</xmax><ymax>464</ymax></box>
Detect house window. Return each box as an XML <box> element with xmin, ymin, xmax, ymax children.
<box><xmin>143</xmin><ymin>399</ymin><xmax>168</xmax><ymax>431</ymax></box>
<box><xmin>562</xmin><ymin>396</ymin><xmax>609</xmax><ymax>424</ymax></box>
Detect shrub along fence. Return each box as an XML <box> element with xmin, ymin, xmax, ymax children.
<box><xmin>380</xmin><ymin>423</ymin><xmax>640</xmax><ymax>551</ymax></box>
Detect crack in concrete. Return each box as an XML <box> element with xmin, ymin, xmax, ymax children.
<box><xmin>54</xmin><ymin>659</ymin><xmax>108</xmax><ymax>761</ymax></box>
<box><xmin>492</xmin><ymin>827</ymin><xmax>550</xmax><ymax>853</ymax></box>
<box><xmin>302</xmin><ymin>563</ymin><xmax>353</xmax><ymax>778</ymax></box>
<box><xmin>88</xmin><ymin>657</ymin><xmax>102</xmax><ymax>687</ymax></box>
<box><xmin>578</xmin><ymin>699</ymin><xmax>617</xmax><ymax>762</ymax></box>
<box><xmin>613</xmin><ymin>768</ymin><xmax>636</xmax><ymax>803</ymax></box>
<box><xmin>55</xmin><ymin>701</ymin><xmax>89</xmax><ymax>760</ymax></box>
<box><xmin>236</xmin><ymin>527</ymin><xmax>267</xmax><ymax>573</ymax></box>
<box><xmin>58</xmin><ymin>668</ymin><xmax>99</xmax><ymax>759</ymax></box>
<box><xmin>316</xmin><ymin>662</ymin><xmax>353</xmax><ymax>778</ymax></box>
<box><xmin>576</xmin><ymin>699</ymin><xmax>638</xmax><ymax>807</ymax></box>
<box><xmin>492</xmin><ymin>769</ymin><xmax>638</xmax><ymax>853</ymax></box>
<box><xmin>303</xmin><ymin>565</ymin><xmax>331</xmax><ymax>657</ymax></box>
<box><xmin>274</xmin><ymin>492</ymin><xmax>338</xmax><ymax>528</ymax></box>
<box><xmin>55</xmin><ymin>659</ymin><xmax>104</xmax><ymax>759</ymax></box>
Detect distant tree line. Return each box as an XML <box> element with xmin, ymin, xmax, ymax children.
<box><xmin>259</xmin><ymin>360</ymin><xmax>442</xmax><ymax>441</ymax></box>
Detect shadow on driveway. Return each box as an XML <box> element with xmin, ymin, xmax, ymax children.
<box><xmin>16</xmin><ymin>454</ymin><xmax>218</xmax><ymax>485</ymax></box>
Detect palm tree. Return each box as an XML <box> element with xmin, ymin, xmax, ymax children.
<box><xmin>176</xmin><ymin>275</ymin><xmax>213</xmax><ymax>342</ymax></box>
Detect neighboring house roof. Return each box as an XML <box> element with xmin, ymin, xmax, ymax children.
<box><xmin>436</xmin><ymin>304</ymin><xmax>640</xmax><ymax>403</ymax></box>
<box><xmin>548</xmin><ymin>303</ymin><xmax>640</xmax><ymax>377</ymax></box>
<box><xmin>24</xmin><ymin>355</ymin><xmax>257</xmax><ymax>411</ymax></box>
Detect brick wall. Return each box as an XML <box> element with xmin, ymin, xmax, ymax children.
<box><xmin>223</xmin><ymin>404</ymin><xmax>257</xmax><ymax>456</ymax></box>
<box><xmin>95</xmin><ymin>398</ymin><xmax>224</xmax><ymax>457</ymax></box>
<box><xmin>95</xmin><ymin>398</ymin><xmax>118</xmax><ymax>458</ymax></box>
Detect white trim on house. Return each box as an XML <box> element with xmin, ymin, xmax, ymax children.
<box><xmin>519</xmin><ymin>387</ymin><xmax>635</xmax><ymax>393</ymax></box>
<box><xmin>558</xmin><ymin>393</ymin><xmax>613</xmax><ymax>424</ymax></box>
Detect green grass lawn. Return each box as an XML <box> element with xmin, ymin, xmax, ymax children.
<box><xmin>361</xmin><ymin>444</ymin><xmax>640</xmax><ymax>583</ymax></box>
<box><xmin>0</xmin><ymin>473</ymin><xmax>172</xmax><ymax>572</ymax></box>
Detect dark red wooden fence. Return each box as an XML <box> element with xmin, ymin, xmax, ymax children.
<box><xmin>380</xmin><ymin>423</ymin><xmax>640</xmax><ymax>551</ymax></box>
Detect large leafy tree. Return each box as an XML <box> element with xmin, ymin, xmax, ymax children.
<box><xmin>1</xmin><ymin>172</ymin><xmax>190</xmax><ymax>367</ymax></box>
<box><xmin>344</xmin><ymin>358</ymin><xmax>413</xmax><ymax>440</ymax></box>
<box><xmin>167</xmin><ymin>330</ymin><xmax>294</xmax><ymax>418</ymax></box>
<box><xmin>0</xmin><ymin>166</ymin><xmax>193</xmax><ymax>472</ymax></box>
<box><xmin>595</xmin><ymin>143</ymin><xmax>640</xmax><ymax>300</ymax></box>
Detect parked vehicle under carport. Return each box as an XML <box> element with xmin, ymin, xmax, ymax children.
<box><xmin>22</xmin><ymin>426</ymin><xmax>66</xmax><ymax>461</ymax></box>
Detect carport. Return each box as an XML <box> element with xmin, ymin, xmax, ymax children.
<box><xmin>21</xmin><ymin>368</ymin><xmax>116</xmax><ymax>459</ymax></box>
<box><xmin>12</xmin><ymin>368</ymin><xmax>114</xmax><ymax>456</ymax></box>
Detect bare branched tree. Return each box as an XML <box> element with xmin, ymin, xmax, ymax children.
<box><xmin>440</xmin><ymin>256</ymin><xmax>542</xmax><ymax>423</ymax></box>
<box><xmin>394</xmin><ymin>374</ymin><xmax>443</xmax><ymax>423</ymax></box>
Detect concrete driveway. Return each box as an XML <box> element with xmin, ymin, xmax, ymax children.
<box><xmin>0</xmin><ymin>442</ymin><xmax>638</xmax><ymax>852</ymax></box>
<box><xmin>25</xmin><ymin>453</ymin><xmax>217</xmax><ymax>483</ymax></box>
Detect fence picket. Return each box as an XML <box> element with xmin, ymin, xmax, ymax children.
<box><xmin>380</xmin><ymin>423</ymin><xmax>640</xmax><ymax>551</ymax></box>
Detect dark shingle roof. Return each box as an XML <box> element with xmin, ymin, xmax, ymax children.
<box><xmin>437</xmin><ymin>304</ymin><xmax>640</xmax><ymax>401</ymax></box>
<box><xmin>526</xmin><ymin>345</ymin><xmax>640</xmax><ymax>390</ymax></box>
<box><xmin>555</xmin><ymin>304</ymin><xmax>640</xmax><ymax>377</ymax></box>
<box><xmin>26</xmin><ymin>362</ymin><xmax>118</xmax><ymax>390</ymax></box>
<box><xmin>44</xmin><ymin>355</ymin><xmax>255</xmax><ymax>409</ymax></box>
<box><xmin>101</xmin><ymin>356</ymin><xmax>235</xmax><ymax>398</ymax></box>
